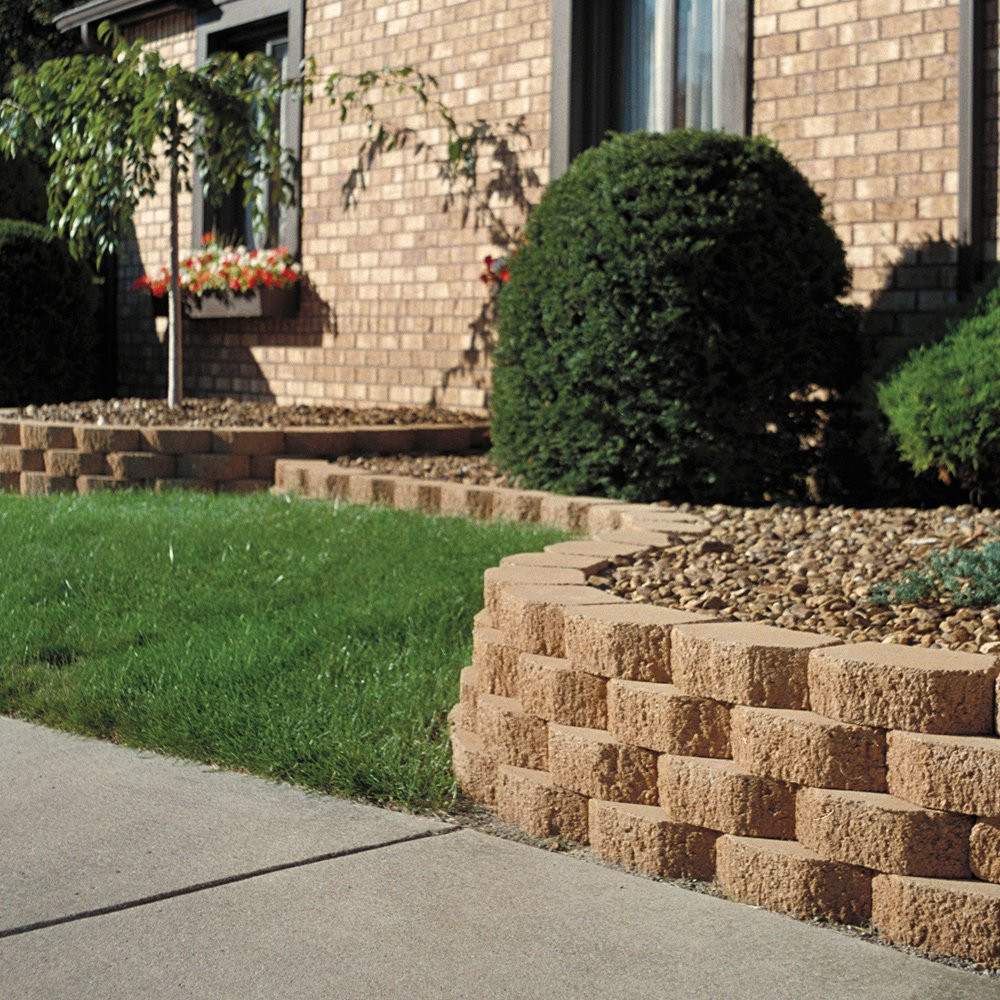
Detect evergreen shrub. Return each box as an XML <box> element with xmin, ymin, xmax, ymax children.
<box><xmin>491</xmin><ymin>130</ymin><xmax>859</xmax><ymax>502</ymax></box>
<box><xmin>0</xmin><ymin>219</ymin><xmax>100</xmax><ymax>407</ymax></box>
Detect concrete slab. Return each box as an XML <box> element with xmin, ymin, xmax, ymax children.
<box><xmin>0</xmin><ymin>717</ymin><xmax>444</xmax><ymax>928</ymax></box>
<box><xmin>1</xmin><ymin>829</ymin><xmax>994</xmax><ymax>1000</ymax></box>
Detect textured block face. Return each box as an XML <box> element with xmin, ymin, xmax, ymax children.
<box><xmin>344</xmin><ymin>472</ymin><xmax>375</xmax><ymax>505</ymax></box>
<box><xmin>563</xmin><ymin>604</ymin><xmax>713</xmax><ymax>683</ymax></box>
<box><xmin>872</xmin><ymin>874</ymin><xmax>1000</xmax><ymax>965</ymax></box>
<box><xmin>716</xmin><ymin>835</ymin><xmax>872</xmax><ymax>926</ymax></box>
<box><xmin>808</xmin><ymin>642</ymin><xmax>998</xmax><ymax>734</ymax></box>
<box><xmin>459</xmin><ymin>665</ymin><xmax>480</xmax><ymax>729</ymax></box>
<box><xmin>303</xmin><ymin>466</ymin><xmax>351</xmax><ymax>499</ymax></box>
<box><xmin>548</xmin><ymin>725</ymin><xmax>658</xmax><ymax>805</ymax></box>
<box><xmin>450</xmin><ymin>726</ymin><xmax>497</xmax><ymax>806</ymax></box>
<box><xmin>20</xmin><ymin>472</ymin><xmax>75</xmax><ymax>495</ymax></box>
<box><xmin>886</xmin><ymin>731</ymin><xmax>1000</xmax><ymax>816</ymax></box>
<box><xmin>518</xmin><ymin>653</ymin><xmax>608</xmax><ymax>729</ymax></box>
<box><xmin>76</xmin><ymin>476</ymin><xmax>126</xmax><ymax>494</ymax></box>
<box><xmin>0</xmin><ymin>447</ymin><xmax>44</xmax><ymax>473</ymax></box>
<box><xmin>671</xmin><ymin>623</ymin><xmax>836</xmax><ymax>709</ymax></box>
<box><xmin>108</xmin><ymin>452</ymin><xmax>177</xmax><ymax>481</ymax></box>
<box><xmin>44</xmin><ymin>449</ymin><xmax>108</xmax><ymax>478</ymax></box>
<box><xmin>538</xmin><ymin>494</ymin><xmax>616</xmax><ymax>532</ymax></box>
<box><xmin>499</xmin><ymin>551</ymin><xmax>611</xmax><ymax>575</ymax></box>
<box><xmin>492</xmin><ymin>489</ymin><xmax>545</xmax><ymax>523</ymax></box>
<box><xmin>438</xmin><ymin>482</ymin><xmax>495</xmax><ymax>519</ymax></box>
<box><xmin>139</xmin><ymin>427</ymin><xmax>213</xmax><ymax>453</ymax></box>
<box><xmin>0</xmin><ymin>472</ymin><xmax>18</xmax><ymax>491</ymax></box>
<box><xmin>176</xmin><ymin>453</ymin><xmax>250</xmax><ymax>481</ymax></box>
<box><xmin>0</xmin><ymin>421</ymin><xmax>20</xmax><ymax>445</ymax></box>
<box><xmin>19</xmin><ymin>422</ymin><xmax>75</xmax><ymax>450</ymax></box>
<box><xmin>607</xmin><ymin>680</ymin><xmax>730</xmax><ymax>759</ymax></box>
<box><xmin>351</xmin><ymin>427</ymin><xmax>416</xmax><ymax>454</ymax></box>
<box><xmin>283</xmin><ymin>429</ymin><xmax>355</xmax><ymax>457</ymax></box>
<box><xmin>74</xmin><ymin>425</ymin><xmax>139</xmax><ymax>453</ymax></box>
<box><xmin>496</xmin><ymin>766</ymin><xmax>589</xmax><ymax>843</ymax></box>
<box><xmin>483</xmin><ymin>566</ymin><xmax>587</xmax><ymax>618</ymax></box>
<box><xmin>730</xmin><ymin>706</ymin><xmax>886</xmax><ymax>792</ymax></box>
<box><xmin>588</xmin><ymin>799</ymin><xmax>717</xmax><ymax>880</ymax></box>
<box><xmin>211</xmin><ymin>428</ymin><xmax>286</xmax><ymax>455</ymax></box>
<box><xmin>492</xmin><ymin>585</ymin><xmax>622</xmax><ymax>657</ymax></box>
<box><xmin>657</xmin><ymin>755</ymin><xmax>796</xmax><ymax>839</ymax></box>
<box><xmin>471</xmin><ymin>626</ymin><xmax>521</xmax><ymax>699</ymax></box>
<box><xmin>411</xmin><ymin>424</ymin><xmax>472</xmax><ymax>452</ymax></box>
<box><xmin>795</xmin><ymin>787</ymin><xmax>972</xmax><ymax>878</ymax></box>
<box><xmin>475</xmin><ymin>694</ymin><xmax>548</xmax><ymax>770</ymax></box>
<box><xmin>971</xmin><ymin>820</ymin><xmax>1000</xmax><ymax>884</ymax></box>
<box><xmin>391</xmin><ymin>478</ymin><xmax>442</xmax><ymax>513</ymax></box>
<box><xmin>545</xmin><ymin>540</ymin><xmax>650</xmax><ymax>559</ymax></box>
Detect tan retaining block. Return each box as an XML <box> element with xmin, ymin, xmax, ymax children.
<box><xmin>971</xmin><ymin>820</ymin><xmax>1000</xmax><ymax>884</ymax></box>
<box><xmin>544</xmin><ymin>539</ymin><xmax>652</xmax><ymax>559</ymax></box>
<box><xmin>716</xmin><ymin>835</ymin><xmax>872</xmax><ymax>926</ymax></box>
<box><xmin>411</xmin><ymin>424</ymin><xmax>473</xmax><ymax>452</ymax></box>
<box><xmin>496</xmin><ymin>765</ymin><xmax>589</xmax><ymax>843</ymax></box>
<box><xmin>483</xmin><ymin>566</ymin><xmax>587</xmax><ymax>618</ymax></box>
<box><xmin>108</xmin><ymin>452</ymin><xmax>176</xmax><ymax>480</ymax></box>
<box><xmin>390</xmin><ymin>477</ymin><xmax>442</xmax><ymax>513</ymax></box>
<box><xmin>563</xmin><ymin>604</ymin><xmax>713</xmax><ymax>683</ymax></box>
<box><xmin>438</xmin><ymin>482</ymin><xmax>496</xmax><ymax>519</ymax></box>
<box><xmin>475</xmin><ymin>694</ymin><xmax>548</xmax><ymax>770</ymax></box>
<box><xmin>538</xmin><ymin>494</ymin><xmax>619</xmax><ymax>532</ymax></box>
<box><xmin>282</xmin><ymin>429</ymin><xmax>355</xmax><ymax>456</ymax></box>
<box><xmin>459</xmin><ymin>665</ymin><xmax>480</xmax><ymax>729</ymax></box>
<box><xmin>499</xmin><ymin>551</ymin><xmax>611</xmax><ymax>574</ymax></box>
<box><xmin>607</xmin><ymin>680</ymin><xmax>730</xmax><ymax>758</ymax></box>
<box><xmin>44</xmin><ymin>449</ymin><xmax>107</xmax><ymax>478</ymax></box>
<box><xmin>594</xmin><ymin>528</ymin><xmax>675</xmax><ymax>547</ymax></box>
<box><xmin>350</xmin><ymin>427</ymin><xmax>416</xmax><ymax>454</ymax></box>
<box><xmin>795</xmin><ymin>787</ymin><xmax>972</xmax><ymax>878</ymax></box>
<box><xmin>471</xmin><ymin>626</ymin><xmax>520</xmax><ymax>699</ymax></box>
<box><xmin>808</xmin><ymin>642</ymin><xmax>998</xmax><ymax>735</ymax></box>
<box><xmin>20</xmin><ymin>472</ymin><xmax>75</xmax><ymax>495</ymax></box>
<box><xmin>491</xmin><ymin>584</ymin><xmax>622</xmax><ymax>657</ymax></box>
<box><xmin>886</xmin><ymin>730</ymin><xmax>1000</xmax><ymax>816</ymax></box>
<box><xmin>139</xmin><ymin>427</ymin><xmax>212</xmax><ymax>453</ymax></box>
<box><xmin>548</xmin><ymin>724</ymin><xmax>658</xmax><ymax>805</ymax></box>
<box><xmin>0</xmin><ymin>421</ymin><xmax>20</xmax><ymax>445</ymax></box>
<box><xmin>450</xmin><ymin>725</ymin><xmax>497</xmax><ymax>806</ymax></box>
<box><xmin>517</xmin><ymin>653</ymin><xmax>607</xmax><ymax>729</ymax></box>
<box><xmin>74</xmin><ymin>425</ymin><xmax>139</xmax><ymax>453</ymax></box>
<box><xmin>671</xmin><ymin>622</ymin><xmax>836</xmax><ymax>710</ymax></box>
<box><xmin>657</xmin><ymin>754</ymin><xmax>796</xmax><ymax>839</ymax></box>
<box><xmin>303</xmin><ymin>465</ymin><xmax>352</xmax><ymax>499</ymax></box>
<box><xmin>19</xmin><ymin>421</ymin><xmax>75</xmax><ymax>450</ymax></box>
<box><xmin>491</xmin><ymin>488</ymin><xmax>546</xmax><ymax>523</ymax></box>
<box><xmin>0</xmin><ymin>446</ymin><xmax>43</xmax><ymax>473</ymax></box>
<box><xmin>872</xmin><ymin>874</ymin><xmax>1000</xmax><ymax>965</ymax></box>
<box><xmin>0</xmin><ymin>472</ymin><xmax>18</xmax><ymax>491</ymax></box>
<box><xmin>730</xmin><ymin>706</ymin><xmax>886</xmax><ymax>792</ymax></box>
<box><xmin>588</xmin><ymin>799</ymin><xmax>717</xmax><ymax>880</ymax></box>
<box><xmin>77</xmin><ymin>475</ymin><xmax>128</xmax><ymax>494</ymax></box>
<box><xmin>176</xmin><ymin>453</ymin><xmax>250</xmax><ymax>482</ymax></box>
<box><xmin>211</xmin><ymin>428</ymin><xmax>285</xmax><ymax>455</ymax></box>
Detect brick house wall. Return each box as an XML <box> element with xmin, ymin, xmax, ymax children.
<box><xmin>110</xmin><ymin>0</ymin><xmax>989</xmax><ymax>410</ymax></box>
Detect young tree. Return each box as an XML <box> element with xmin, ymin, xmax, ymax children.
<box><xmin>0</xmin><ymin>23</ymin><xmax>298</xmax><ymax>406</ymax></box>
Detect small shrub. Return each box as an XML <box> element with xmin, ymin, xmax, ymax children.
<box><xmin>0</xmin><ymin>219</ymin><xmax>100</xmax><ymax>407</ymax></box>
<box><xmin>878</xmin><ymin>279</ymin><xmax>1000</xmax><ymax>502</ymax></box>
<box><xmin>491</xmin><ymin>130</ymin><xmax>859</xmax><ymax>503</ymax></box>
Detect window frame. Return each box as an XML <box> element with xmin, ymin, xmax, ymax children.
<box><xmin>192</xmin><ymin>0</ymin><xmax>304</xmax><ymax>255</ymax></box>
<box><xmin>550</xmin><ymin>0</ymin><xmax>750</xmax><ymax>179</ymax></box>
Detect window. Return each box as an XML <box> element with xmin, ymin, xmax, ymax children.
<box><xmin>193</xmin><ymin>0</ymin><xmax>304</xmax><ymax>253</ymax></box>
<box><xmin>551</xmin><ymin>0</ymin><xmax>749</xmax><ymax>176</ymax></box>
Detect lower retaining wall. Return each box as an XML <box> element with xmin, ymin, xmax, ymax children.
<box><xmin>0</xmin><ymin>419</ymin><xmax>486</xmax><ymax>495</ymax></box>
<box><xmin>276</xmin><ymin>457</ymin><xmax>1000</xmax><ymax>970</ymax></box>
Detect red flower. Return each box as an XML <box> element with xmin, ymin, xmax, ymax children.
<box><xmin>499</xmin><ymin>268</ymin><xmax>510</xmax><ymax>282</ymax></box>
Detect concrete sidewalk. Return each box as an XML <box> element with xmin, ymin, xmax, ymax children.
<box><xmin>0</xmin><ymin>717</ymin><xmax>995</xmax><ymax>1000</ymax></box>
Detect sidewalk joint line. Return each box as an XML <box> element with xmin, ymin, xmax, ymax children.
<box><xmin>0</xmin><ymin>824</ymin><xmax>461</xmax><ymax>940</ymax></box>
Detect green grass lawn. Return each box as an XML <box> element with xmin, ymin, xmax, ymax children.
<box><xmin>0</xmin><ymin>491</ymin><xmax>568</xmax><ymax>811</ymax></box>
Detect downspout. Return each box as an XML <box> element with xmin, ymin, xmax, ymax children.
<box><xmin>958</xmin><ymin>0</ymin><xmax>983</xmax><ymax>293</ymax></box>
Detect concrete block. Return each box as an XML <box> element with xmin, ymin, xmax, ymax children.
<box><xmin>459</xmin><ymin>665</ymin><xmax>480</xmax><ymax>729</ymax></box>
<box><xmin>139</xmin><ymin>427</ymin><xmax>213</xmax><ymax>453</ymax></box>
<box><xmin>77</xmin><ymin>475</ymin><xmax>129</xmax><ymax>494</ymax></box>
<box><xmin>211</xmin><ymin>428</ymin><xmax>285</xmax><ymax>455</ymax></box>
<box><xmin>0</xmin><ymin>471</ymin><xmax>18</xmax><ymax>491</ymax></box>
<box><xmin>548</xmin><ymin>724</ymin><xmax>658</xmax><ymax>804</ymax></box>
<box><xmin>0</xmin><ymin>446</ymin><xmax>44</xmax><ymax>473</ymax></box>
<box><xmin>483</xmin><ymin>565</ymin><xmax>587</xmax><ymax>618</ymax></box>
<box><xmin>19</xmin><ymin>421</ymin><xmax>75</xmax><ymax>450</ymax></box>
<box><xmin>491</xmin><ymin>488</ymin><xmax>546</xmax><ymax>523</ymax></box>
<box><xmin>303</xmin><ymin>465</ymin><xmax>352</xmax><ymax>499</ymax></box>
<box><xmin>283</xmin><ymin>429</ymin><xmax>356</xmax><ymax>456</ymax></box>
<box><xmin>108</xmin><ymin>451</ymin><xmax>177</xmax><ymax>481</ymax></box>
<box><xmin>588</xmin><ymin>799</ymin><xmax>717</xmax><ymax>880</ymax></box>
<box><xmin>471</xmin><ymin>626</ymin><xmax>521</xmax><ymax>698</ymax></box>
<box><xmin>351</xmin><ymin>427</ymin><xmax>416</xmax><ymax>454</ymax></box>
<box><xmin>544</xmin><ymin>539</ymin><xmax>652</xmax><ymax>559</ymax></box>
<box><xmin>438</xmin><ymin>482</ymin><xmax>495</xmax><ymax>519</ymax></box>
<box><xmin>499</xmin><ymin>551</ymin><xmax>611</xmax><ymax>575</ymax></box>
<box><xmin>176</xmin><ymin>453</ymin><xmax>251</xmax><ymax>482</ymax></box>
<box><xmin>517</xmin><ymin>653</ymin><xmax>607</xmax><ymax>728</ymax></box>
<box><xmin>19</xmin><ymin>472</ymin><xmax>75</xmax><ymax>495</ymax></box>
<box><xmin>970</xmin><ymin>820</ymin><xmax>1000</xmax><ymax>884</ymax></box>
<box><xmin>248</xmin><ymin>455</ymin><xmax>279</xmax><ymax>480</ymax></box>
<box><xmin>411</xmin><ymin>424</ymin><xmax>473</xmax><ymax>452</ymax></box>
<box><xmin>74</xmin><ymin>426</ymin><xmax>140</xmax><ymax>453</ymax></box>
<box><xmin>607</xmin><ymin>680</ymin><xmax>730</xmax><ymax>758</ymax></box>
<box><xmin>496</xmin><ymin>765</ymin><xmax>589</xmax><ymax>843</ymax></box>
<box><xmin>796</xmin><ymin>787</ymin><xmax>972</xmax><ymax>877</ymax></box>
<box><xmin>390</xmin><ymin>477</ymin><xmax>442</xmax><ymax>512</ymax></box>
<box><xmin>0</xmin><ymin>420</ymin><xmax>20</xmax><ymax>445</ymax></box>
<box><xmin>538</xmin><ymin>494</ymin><xmax>618</xmax><ymax>532</ymax></box>
<box><xmin>731</xmin><ymin>706</ymin><xmax>887</xmax><ymax>792</ymax></box>
<box><xmin>476</xmin><ymin>694</ymin><xmax>548</xmax><ymax>770</ymax></box>
<box><xmin>450</xmin><ymin>726</ymin><xmax>497</xmax><ymax>806</ymax></box>
<box><xmin>44</xmin><ymin>449</ymin><xmax>108</xmax><ymax>478</ymax></box>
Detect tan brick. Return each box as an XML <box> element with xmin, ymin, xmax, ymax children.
<box><xmin>538</xmin><ymin>494</ymin><xmax>618</xmax><ymax>532</ymax></box>
<box><xmin>77</xmin><ymin>475</ymin><xmax>128</xmax><ymax>494</ymax></box>
<box><xmin>272</xmin><ymin>459</ymin><xmax>311</xmax><ymax>494</ymax></box>
<box><xmin>607</xmin><ymin>680</ymin><xmax>730</xmax><ymax>758</ymax></box>
<box><xmin>716</xmin><ymin>835</ymin><xmax>872</xmax><ymax>925</ymax></box>
<box><xmin>593</xmin><ymin>528</ymin><xmax>675</xmax><ymax>547</ymax></box>
<box><xmin>483</xmin><ymin>565</ymin><xmax>587</xmax><ymax>618</ymax></box>
<box><xmin>872</xmin><ymin>874</ymin><xmax>1000</xmax><ymax>965</ymax></box>
<box><xmin>19</xmin><ymin>422</ymin><xmax>75</xmax><ymax>450</ymax></box>
<box><xmin>438</xmin><ymin>482</ymin><xmax>496</xmax><ymax>519</ymax></box>
<box><xmin>211</xmin><ymin>428</ymin><xmax>286</xmax><ymax>455</ymax></box>
<box><xmin>476</xmin><ymin>694</ymin><xmax>548</xmax><ymax>769</ymax></box>
<box><xmin>0</xmin><ymin>421</ymin><xmax>20</xmax><ymax>445</ymax></box>
<box><xmin>471</xmin><ymin>626</ymin><xmax>521</xmax><ymax>698</ymax></box>
<box><xmin>548</xmin><ymin>724</ymin><xmax>658</xmax><ymax>804</ymax></box>
<box><xmin>970</xmin><ymin>820</ymin><xmax>1000</xmax><ymax>884</ymax></box>
<box><xmin>545</xmin><ymin>539</ymin><xmax>652</xmax><ymax>560</ymax></box>
<box><xmin>0</xmin><ymin>447</ymin><xmax>44</xmax><ymax>473</ymax></box>
<box><xmin>390</xmin><ymin>476</ymin><xmax>442</xmax><ymax>512</ymax></box>
<box><xmin>108</xmin><ymin>452</ymin><xmax>177</xmax><ymax>480</ymax></box>
<box><xmin>672</xmin><ymin>623</ymin><xmax>836</xmax><ymax>709</ymax></box>
<box><xmin>176</xmin><ymin>453</ymin><xmax>249</xmax><ymax>481</ymax></box>
<box><xmin>74</xmin><ymin>426</ymin><xmax>140</xmax><ymax>453</ymax></box>
<box><xmin>304</xmin><ymin>464</ymin><xmax>353</xmax><ymax>499</ymax></box>
<box><xmin>491</xmin><ymin>584</ymin><xmax>622</xmax><ymax>657</ymax></box>
<box><xmin>491</xmin><ymin>488</ymin><xmax>546</xmax><ymax>523</ymax></box>
<box><xmin>564</xmin><ymin>604</ymin><xmax>713</xmax><ymax>682</ymax></box>
<box><xmin>139</xmin><ymin>427</ymin><xmax>213</xmax><ymax>453</ymax></box>
<box><xmin>450</xmin><ymin>725</ymin><xmax>497</xmax><ymax>806</ymax></box>
<box><xmin>283</xmin><ymin>429</ymin><xmax>356</xmax><ymax>456</ymax></box>
<box><xmin>518</xmin><ymin>652</ymin><xmax>607</xmax><ymax>728</ymax></box>
<box><xmin>796</xmin><ymin>787</ymin><xmax>972</xmax><ymax>877</ymax></box>
<box><xmin>499</xmin><ymin>551</ymin><xmax>611</xmax><ymax>575</ymax></box>
<box><xmin>19</xmin><ymin>472</ymin><xmax>75</xmax><ymax>495</ymax></box>
<box><xmin>459</xmin><ymin>665</ymin><xmax>479</xmax><ymax>729</ymax></box>
<box><xmin>658</xmin><ymin>754</ymin><xmax>795</xmax><ymax>839</ymax></box>
<box><xmin>886</xmin><ymin>730</ymin><xmax>1000</xmax><ymax>816</ymax></box>
<box><xmin>496</xmin><ymin>765</ymin><xmax>589</xmax><ymax>843</ymax></box>
<box><xmin>731</xmin><ymin>706</ymin><xmax>887</xmax><ymax>792</ymax></box>
<box><xmin>44</xmin><ymin>450</ymin><xmax>108</xmax><ymax>478</ymax></box>
<box><xmin>808</xmin><ymin>642</ymin><xmax>999</xmax><ymax>734</ymax></box>
<box><xmin>588</xmin><ymin>799</ymin><xmax>717</xmax><ymax>880</ymax></box>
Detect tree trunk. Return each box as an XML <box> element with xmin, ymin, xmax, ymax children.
<box><xmin>167</xmin><ymin>101</ymin><xmax>183</xmax><ymax>407</ymax></box>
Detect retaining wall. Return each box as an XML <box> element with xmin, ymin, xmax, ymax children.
<box><xmin>275</xmin><ymin>457</ymin><xmax>1000</xmax><ymax>970</ymax></box>
<box><xmin>0</xmin><ymin>419</ymin><xmax>486</xmax><ymax>496</ymax></box>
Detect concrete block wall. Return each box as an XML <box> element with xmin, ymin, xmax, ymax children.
<box><xmin>274</xmin><ymin>457</ymin><xmax>1000</xmax><ymax>968</ymax></box>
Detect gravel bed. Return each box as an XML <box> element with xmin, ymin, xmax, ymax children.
<box><xmin>0</xmin><ymin>398</ymin><xmax>484</xmax><ymax>428</ymax></box>
<box><xmin>334</xmin><ymin>452</ymin><xmax>513</xmax><ymax>487</ymax></box>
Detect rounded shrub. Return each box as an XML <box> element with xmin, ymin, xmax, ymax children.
<box><xmin>491</xmin><ymin>130</ymin><xmax>859</xmax><ymax>502</ymax></box>
<box><xmin>0</xmin><ymin>219</ymin><xmax>100</xmax><ymax>407</ymax></box>
<box><xmin>878</xmin><ymin>283</ymin><xmax>1000</xmax><ymax>502</ymax></box>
